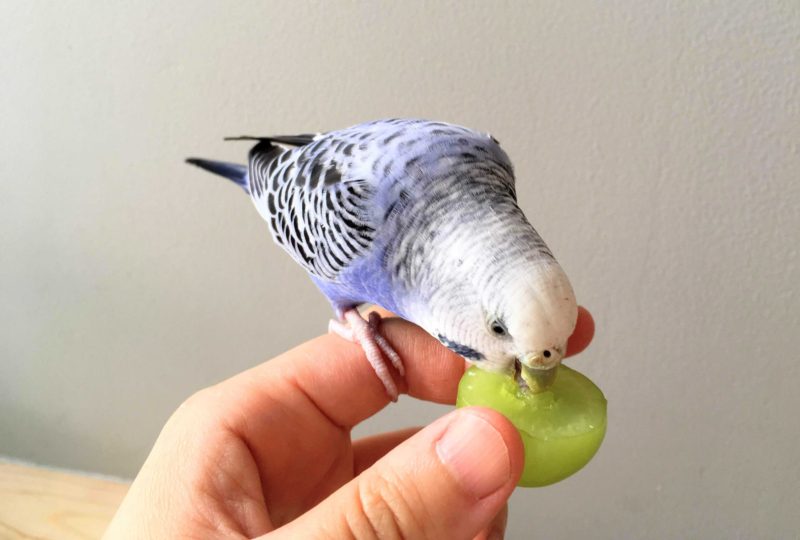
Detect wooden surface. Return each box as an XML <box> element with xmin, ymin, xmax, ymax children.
<box><xmin>0</xmin><ymin>460</ymin><xmax>129</xmax><ymax>539</ymax></box>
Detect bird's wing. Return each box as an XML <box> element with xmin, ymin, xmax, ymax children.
<box><xmin>247</xmin><ymin>138</ymin><xmax>377</xmax><ymax>280</ymax></box>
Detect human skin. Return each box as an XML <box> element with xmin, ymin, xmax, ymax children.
<box><xmin>104</xmin><ymin>307</ymin><xmax>594</xmax><ymax>539</ymax></box>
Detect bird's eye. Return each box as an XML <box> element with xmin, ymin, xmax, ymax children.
<box><xmin>489</xmin><ymin>319</ymin><xmax>508</xmax><ymax>337</ymax></box>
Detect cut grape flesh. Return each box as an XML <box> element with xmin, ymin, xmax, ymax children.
<box><xmin>456</xmin><ymin>364</ymin><xmax>607</xmax><ymax>487</ymax></box>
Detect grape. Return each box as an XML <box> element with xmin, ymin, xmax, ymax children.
<box><xmin>456</xmin><ymin>365</ymin><xmax>607</xmax><ymax>487</ymax></box>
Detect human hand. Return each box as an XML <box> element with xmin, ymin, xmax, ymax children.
<box><xmin>105</xmin><ymin>308</ymin><xmax>594</xmax><ymax>539</ymax></box>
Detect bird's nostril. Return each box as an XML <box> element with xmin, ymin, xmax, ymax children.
<box><xmin>543</xmin><ymin>349</ymin><xmax>552</xmax><ymax>359</ymax></box>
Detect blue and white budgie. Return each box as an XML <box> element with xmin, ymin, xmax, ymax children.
<box><xmin>187</xmin><ymin>119</ymin><xmax>577</xmax><ymax>401</ymax></box>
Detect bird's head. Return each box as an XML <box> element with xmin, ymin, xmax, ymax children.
<box><xmin>425</xmin><ymin>258</ymin><xmax>578</xmax><ymax>392</ymax></box>
<box><xmin>484</xmin><ymin>261</ymin><xmax>578</xmax><ymax>390</ymax></box>
<box><xmin>490</xmin><ymin>262</ymin><xmax>576</xmax><ymax>360</ymax></box>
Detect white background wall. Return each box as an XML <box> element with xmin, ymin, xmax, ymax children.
<box><xmin>2</xmin><ymin>1</ymin><xmax>798</xmax><ymax>537</ymax></box>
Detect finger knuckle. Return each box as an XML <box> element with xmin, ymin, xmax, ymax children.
<box><xmin>166</xmin><ymin>386</ymin><xmax>222</xmax><ymax>434</ymax></box>
<box><xmin>346</xmin><ymin>471</ymin><xmax>428</xmax><ymax>540</ymax></box>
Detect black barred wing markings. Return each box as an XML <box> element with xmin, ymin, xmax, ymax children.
<box><xmin>248</xmin><ymin>141</ymin><xmax>376</xmax><ymax>281</ymax></box>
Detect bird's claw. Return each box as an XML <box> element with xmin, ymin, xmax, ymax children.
<box><xmin>329</xmin><ymin>309</ymin><xmax>405</xmax><ymax>401</ymax></box>
<box><xmin>367</xmin><ymin>312</ymin><xmax>405</xmax><ymax>377</ymax></box>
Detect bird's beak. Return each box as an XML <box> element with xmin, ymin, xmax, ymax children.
<box><xmin>517</xmin><ymin>348</ymin><xmax>564</xmax><ymax>393</ymax></box>
<box><xmin>518</xmin><ymin>364</ymin><xmax>558</xmax><ymax>393</ymax></box>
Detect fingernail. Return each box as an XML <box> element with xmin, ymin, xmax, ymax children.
<box><xmin>435</xmin><ymin>410</ymin><xmax>511</xmax><ymax>499</ymax></box>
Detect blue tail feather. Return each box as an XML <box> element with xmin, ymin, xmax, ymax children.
<box><xmin>185</xmin><ymin>158</ymin><xmax>249</xmax><ymax>193</ymax></box>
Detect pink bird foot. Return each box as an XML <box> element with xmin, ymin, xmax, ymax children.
<box><xmin>329</xmin><ymin>309</ymin><xmax>405</xmax><ymax>401</ymax></box>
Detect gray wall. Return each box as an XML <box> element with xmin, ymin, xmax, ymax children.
<box><xmin>2</xmin><ymin>1</ymin><xmax>798</xmax><ymax>538</ymax></box>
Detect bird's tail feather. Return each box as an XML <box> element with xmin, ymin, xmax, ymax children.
<box><xmin>185</xmin><ymin>158</ymin><xmax>249</xmax><ymax>193</ymax></box>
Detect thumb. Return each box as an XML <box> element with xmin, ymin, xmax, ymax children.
<box><xmin>268</xmin><ymin>407</ymin><xmax>524</xmax><ymax>540</ymax></box>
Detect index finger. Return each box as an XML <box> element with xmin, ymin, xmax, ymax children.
<box><xmin>225</xmin><ymin>306</ymin><xmax>594</xmax><ymax>429</ymax></box>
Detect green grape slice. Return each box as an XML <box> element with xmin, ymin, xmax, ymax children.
<box><xmin>456</xmin><ymin>364</ymin><xmax>607</xmax><ymax>487</ymax></box>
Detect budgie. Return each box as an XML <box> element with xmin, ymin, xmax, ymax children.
<box><xmin>186</xmin><ymin>119</ymin><xmax>577</xmax><ymax>401</ymax></box>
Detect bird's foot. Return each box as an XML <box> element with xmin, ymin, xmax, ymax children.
<box><xmin>328</xmin><ymin>309</ymin><xmax>405</xmax><ymax>401</ymax></box>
